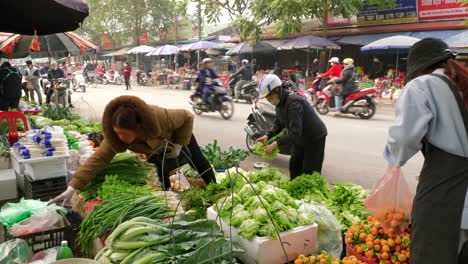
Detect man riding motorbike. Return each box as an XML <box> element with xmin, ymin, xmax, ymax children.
<box><xmin>230</xmin><ymin>59</ymin><xmax>253</xmax><ymax>102</ymax></box>
<box><xmin>197</xmin><ymin>58</ymin><xmax>219</xmax><ymax>110</ymax></box>
<box><xmin>256</xmin><ymin>74</ymin><xmax>328</xmax><ymax>179</ymax></box>
<box><xmin>329</xmin><ymin>58</ymin><xmax>357</xmax><ymax>116</ymax></box>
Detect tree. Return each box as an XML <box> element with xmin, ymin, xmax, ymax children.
<box><xmin>233</xmin><ymin>0</ymin><xmax>394</xmax><ymax>42</ymax></box>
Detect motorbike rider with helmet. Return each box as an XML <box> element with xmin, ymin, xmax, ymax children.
<box><xmin>230</xmin><ymin>59</ymin><xmax>254</xmax><ymax>102</ymax></box>
<box><xmin>329</xmin><ymin>58</ymin><xmax>358</xmax><ymax>115</ymax></box>
<box><xmin>256</xmin><ymin>74</ymin><xmax>328</xmax><ymax>179</ymax></box>
<box><xmin>197</xmin><ymin>58</ymin><xmax>219</xmax><ymax>110</ymax></box>
<box><xmin>319</xmin><ymin>57</ymin><xmax>343</xmax><ymax>80</ymax></box>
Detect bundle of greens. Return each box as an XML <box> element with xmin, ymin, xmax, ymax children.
<box><xmin>181</xmin><ymin>181</ymin><xmax>232</xmax><ymax>219</ymax></box>
<box><xmin>282</xmin><ymin>173</ymin><xmax>331</xmax><ymax>203</ymax></box>
<box><xmin>29</xmin><ymin>115</ymin><xmax>103</xmax><ymax>134</ymax></box>
<box><xmin>179</xmin><ymin>164</ymin><xmax>201</xmax><ymax>179</ymax></box>
<box><xmin>96</xmin><ymin>175</ymin><xmax>153</xmax><ymax>201</ymax></box>
<box><xmin>95</xmin><ymin>216</ymin><xmax>242</xmax><ymax>264</ymax></box>
<box><xmin>80</xmin><ymin>153</ymin><xmax>156</xmax><ymax>201</ymax></box>
<box><xmin>252</xmin><ymin>129</ymin><xmax>287</xmax><ymax>160</ymax></box>
<box><xmin>42</xmin><ymin>105</ymin><xmax>81</xmax><ymax>121</ymax></box>
<box><xmin>326</xmin><ymin>183</ymin><xmax>369</xmax><ymax>230</ymax></box>
<box><xmin>0</xmin><ymin>135</ymin><xmax>10</xmax><ymax>158</ymax></box>
<box><xmin>79</xmin><ymin>193</ymin><xmax>170</xmax><ymax>257</ymax></box>
<box><xmin>214</xmin><ymin>182</ymin><xmax>314</xmax><ymax>240</ymax></box>
<box><xmin>202</xmin><ymin>140</ymin><xmax>249</xmax><ymax>170</ymax></box>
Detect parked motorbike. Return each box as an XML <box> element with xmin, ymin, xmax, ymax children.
<box><xmin>189</xmin><ymin>84</ymin><xmax>235</xmax><ymax>120</ymax></box>
<box><xmin>136</xmin><ymin>70</ymin><xmax>150</xmax><ymax>86</ymax></box>
<box><xmin>315</xmin><ymin>85</ymin><xmax>377</xmax><ymax>119</ymax></box>
<box><xmin>228</xmin><ymin>76</ymin><xmax>258</xmax><ymax>103</ymax></box>
<box><xmin>102</xmin><ymin>71</ymin><xmax>122</xmax><ymax>85</ymax></box>
<box><xmin>244</xmin><ymin>99</ymin><xmax>291</xmax><ymax>154</ymax></box>
<box><xmin>72</xmin><ymin>71</ymin><xmax>87</xmax><ymax>92</ymax></box>
<box><xmin>50</xmin><ymin>78</ymin><xmax>70</xmax><ymax>107</ymax></box>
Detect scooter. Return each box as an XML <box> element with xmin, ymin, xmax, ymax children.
<box><xmin>72</xmin><ymin>71</ymin><xmax>87</xmax><ymax>92</ymax></box>
<box><xmin>228</xmin><ymin>76</ymin><xmax>259</xmax><ymax>103</ymax></box>
<box><xmin>189</xmin><ymin>82</ymin><xmax>235</xmax><ymax>120</ymax></box>
<box><xmin>315</xmin><ymin>84</ymin><xmax>377</xmax><ymax>119</ymax></box>
<box><xmin>102</xmin><ymin>71</ymin><xmax>122</xmax><ymax>85</ymax></box>
<box><xmin>136</xmin><ymin>70</ymin><xmax>150</xmax><ymax>86</ymax></box>
<box><xmin>244</xmin><ymin>99</ymin><xmax>292</xmax><ymax>155</ymax></box>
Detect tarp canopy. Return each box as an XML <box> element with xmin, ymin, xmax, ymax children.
<box><xmin>446</xmin><ymin>30</ymin><xmax>468</xmax><ymax>48</ymax></box>
<box><xmin>103</xmin><ymin>47</ymin><xmax>130</xmax><ymax>57</ymax></box>
<box><xmin>127</xmin><ymin>45</ymin><xmax>155</xmax><ymax>54</ymax></box>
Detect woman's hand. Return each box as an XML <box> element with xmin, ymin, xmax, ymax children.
<box><xmin>264</xmin><ymin>141</ymin><xmax>278</xmax><ymax>154</ymax></box>
<box><xmin>48</xmin><ymin>186</ymin><xmax>76</xmax><ymax>207</ymax></box>
<box><xmin>256</xmin><ymin>135</ymin><xmax>268</xmax><ymax>144</ymax></box>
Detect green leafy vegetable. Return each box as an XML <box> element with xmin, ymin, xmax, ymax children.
<box><xmin>252</xmin><ymin>129</ymin><xmax>287</xmax><ymax>160</ymax></box>
<box><xmin>238</xmin><ymin>219</ymin><xmax>260</xmax><ymax>240</ymax></box>
<box><xmin>283</xmin><ymin>173</ymin><xmax>331</xmax><ymax>202</ymax></box>
<box><xmin>201</xmin><ymin>140</ymin><xmax>249</xmax><ymax>170</ymax></box>
<box><xmin>97</xmin><ymin>175</ymin><xmax>153</xmax><ymax>201</ymax></box>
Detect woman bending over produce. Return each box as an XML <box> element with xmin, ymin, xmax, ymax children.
<box><xmin>51</xmin><ymin>95</ymin><xmax>216</xmax><ymax>205</ymax></box>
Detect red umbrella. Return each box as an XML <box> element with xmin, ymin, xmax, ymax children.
<box><xmin>0</xmin><ymin>32</ymin><xmax>98</xmax><ymax>58</ymax></box>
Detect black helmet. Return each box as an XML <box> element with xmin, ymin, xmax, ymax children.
<box><xmin>407</xmin><ymin>38</ymin><xmax>457</xmax><ymax>80</ymax></box>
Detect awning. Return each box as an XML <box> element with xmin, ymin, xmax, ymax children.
<box><xmin>446</xmin><ymin>30</ymin><xmax>468</xmax><ymax>48</ymax></box>
<box><xmin>103</xmin><ymin>47</ymin><xmax>130</xmax><ymax>57</ymax></box>
<box><xmin>335</xmin><ymin>29</ymin><xmax>465</xmax><ymax>46</ymax></box>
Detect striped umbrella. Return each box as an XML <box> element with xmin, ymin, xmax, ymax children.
<box><xmin>0</xmin><ymin>32</ymin><xmax>98</xmax><ymax>58</ymax></box>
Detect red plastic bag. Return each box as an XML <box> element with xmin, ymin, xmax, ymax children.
<box><xmin>364</xmin><ymin>166</ymin><xmax>413</xmax><ymax>235</ymax></box>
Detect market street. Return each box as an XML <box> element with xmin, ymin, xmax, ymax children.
<box><xmin>72</xmin><ymin>83</ymin><xmax>423</xmax><ymax>190</ymax></box>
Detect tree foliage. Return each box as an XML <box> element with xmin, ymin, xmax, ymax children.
<box><xmin>81</xmin><ymin>0</ymin><xmax>188</xmax><ymax>46</ymax></box>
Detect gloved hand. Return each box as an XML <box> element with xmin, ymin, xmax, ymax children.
<box><xmin>166</xmin><ymin>144</ymin><xmax>182</xmax><ymax>159</ymax></box>
<box><xmin>48</xmin><ymin>186</ymin><xmax>76</xmax><ymax>207</ymax></box>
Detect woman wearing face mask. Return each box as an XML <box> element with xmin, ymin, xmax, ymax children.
<box><xmin>256</xmin><ymin>74</ymin><xmax>328</xmax><ymax>179</ymax></box>
<box><xmin>50</xmin><ymin>96</ymin><xmax>216</xmax><ymax>205</ymax></box>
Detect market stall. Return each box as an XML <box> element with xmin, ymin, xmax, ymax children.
<box><xmin>0</xmin><ymin>109</ymin><xmax>412</xmax><ymax>264</ymax></box>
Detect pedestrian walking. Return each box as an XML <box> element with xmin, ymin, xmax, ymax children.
<box><xmin>383</xmin><ymin>38</ymin><xmax>468</xmax><ymax>264</ymax></box>
<box><xmin>0</xmin><ymin>62</ymin><xmax>22</xmax><ymax>111</ymax></box>
<box><xmin>123</xmin><ymin>62</ymin><xmax>132</xmax><ymax>90</ymax></box>
<box><xmin>25</xmin><ymin>60</ymin><xmax>43</xmax><ymax>105</ymax></box>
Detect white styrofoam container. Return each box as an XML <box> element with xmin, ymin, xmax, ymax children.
<box><xmin>11</xmin><ymin>151</ymin><xmax>24</xmax><ymax>176</ymax></box>
<box><xmin>0</xmin><ymin>169</ymin><xmax>18</xmax><ymax>200</ymax></box>
<box><xmin>12</xmin><ymin>151</ymin><xmax>70</xmax><ymax>180</ymax></box>
<box><xmin>207</xmin><ymin>207</ymin><xmax>318</xmax><ymax>264</ymax></box>
<box><xmin>0</xmin><ymin>156</ymin><xmax>11</xmax><ymax>169</ymax></box>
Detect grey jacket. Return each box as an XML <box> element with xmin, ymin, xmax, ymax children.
<box><xmin>232</xmin><ymin>64</ymin><xmax>253</xmax><ymax>81</ymax></box>
<box><xmin>335</xmin><ymin>64</ymin><xmax>357</xmax><ymax>95</ymax></box>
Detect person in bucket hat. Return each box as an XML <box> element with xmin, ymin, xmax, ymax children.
<box><xmin>383</xmin><ymin>38</ymin><xmax>468</xmax><ymax>263</ymax></box>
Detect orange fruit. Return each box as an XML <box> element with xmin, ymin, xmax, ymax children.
<box><xmin>397</xmin><ymin>254</ymin><xmax>408</xmax><ymax>262</ymax></box>
<box><xmin>382</xmin><ymin>245</ymin><xmax>391</xmax><ymax>252</ymax></box>
<box><xmin>387</xmin><ymin>239</ymin><xmax>395</xmax><ymax>248</ymax></box>
<box><xmin>381</xmin><ymin>252</ymin><xmax>390</xmax><ymax>260</ymax></box>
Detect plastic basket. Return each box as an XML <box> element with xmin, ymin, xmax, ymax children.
<box><xmin>3</xmin><ymin>221</ymin><xmax>70</xmax><ymax>253</ymax></box>
<box><xmin>345</xmin><ymin>239</ymin><xmax>378</xmax><ymax>264</ymax></box>
<box><xmin>24</xmin><ymin>175</ymin><xmax>67</xmax><ymax>201</ymax></box>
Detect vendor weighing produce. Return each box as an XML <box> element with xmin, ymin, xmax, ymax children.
<box><xmin>51</xmin><ymin>95</ymin><xmax>216</xmax><ymax>205</ymax></box>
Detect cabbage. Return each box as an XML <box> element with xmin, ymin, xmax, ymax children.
<box><xmin>237</xmin><ymin>184</ymin><xmax>257</xmax><ymax>202</ymax></box>
<box><xmin>230</xmin><ymin>210</ymin><xmax>251</xmax><ymax>228</ymax></box>
<box><xmin>250</xmin><ymin>207</ymin><xmax>269</xmax><ymax>224</ymax></box>
<box><xmin>273</xmin><ymin>210</ymin><xmax>294</xmax><ymax>231</ymax></box>
<box><xmin>238</xmin><ymin>219</ymin><xmax>259</xmax><ymax>240</ymax></box>
<box><xmin>258</xmin><ymin>222</ymin><xmax>278</xmax><ymax>239</ymax></box>
<box><xmin>298</xmin><ymin>212</ymin><xmax>314</xmax><ymax>226</ymax></box>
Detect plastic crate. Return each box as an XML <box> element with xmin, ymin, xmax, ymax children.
<box><xmin>3</xmin><ymin>222</ymin><xmax>70</xmax><ymax>253</ymax></box>
<box><xmin>24</xmin><ymin>175</ymin><xmax>67</xmax><ymax>201</ymax></box>
<box><xmin>24</xmin><ymin>155</ymin><xmax>70</xmax><ymax>180</ymax></box>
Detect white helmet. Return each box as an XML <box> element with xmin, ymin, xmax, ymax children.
<box><xmin>242</xmin><ymin>59</ymin><xmax>249</xmax><ymax>65</ymax></box>
<box><xmin>258</xmin><ymin>74</ymin><xmax>282</xmax><ymax>99</ymax></box>
<box><xmin>329</xmin><ymin>57</ymin><xmax>340</xmax><ymax>64</ymax></box>
<box><xmin>202</xmin><ymin>58</ymin><xmax>213</xmax><ymax>64</ymax></box>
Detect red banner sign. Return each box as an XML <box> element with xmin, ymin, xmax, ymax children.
<box><xmin>100</xmin><ymin>34</ymin><xmax>113</xmax><ymax>49</ymax></box>
<box><xmin>418</xmin><ymin>0</ymin><xmax>468</xmax><ymax>20</ymax></box>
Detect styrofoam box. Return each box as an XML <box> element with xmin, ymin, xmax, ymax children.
<box><xmin>12</xmin><ymin>151</ymin><xmax>71</xmax><ymax>180</ymax></box>
<box><xmin>0</xmin><ymin>169</ymin><xmax>18</xmax><ymax>200</ymax></box>
<box><xmin>207</xmin><ymin>207</ymin><xmax>318</xmax><ymax>264</ymax></box>
<box><xmin>11</xmin><ymin>151</ymin><xmax>24</xmax><ymax>176</ymax></box>
<box><xmin>0</xmin><ymin>156</ymin><xmax>11</xmax><ymax>169</ymax></box>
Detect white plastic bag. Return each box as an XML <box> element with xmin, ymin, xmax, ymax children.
<box><xmin>10</xmin><ymin>208</ymin><xmax>67</xmax><ymax>237</ymax></box>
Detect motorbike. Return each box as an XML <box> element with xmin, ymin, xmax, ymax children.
<box><xmin>136</xmin><ymin>70</ymin><xmax>150</xmax><ymax>86</ymax></box>
<box><xmin>102</xmin><ymin>71</ymin><xmax>122</xmax><ymax>85</ymax></box>
<box><xmin>228</xmin><ymin>76</ymin><xmax>258</xmax><ymax>103</ymax></box>
<box><xmin>244</xmin><ymin>99</ymin><xmax>292</xmax><ymax>155</ymax></box>
<box><xmin>50</xmin><ymin>78</ymin><xmax>70</xmax><ymax>107</ymax></box>
<box><xmin>189</xmin><ymin>83</ymin><xmax>235</xmax><ymax>120</ymax></box>
<box><xmin>282</xmin><ymin>78</ymin><xmax>314</xmax><ymax>106</ymax></box>
<box><xmin>72</xmin><ymin>71</ymin><xmax>87</xmax><ymax>92</ymax></box>
<box><xmin>315</xmin><ymin>84</ymin><xmax>377</xmax><ymax>119</ymax></box>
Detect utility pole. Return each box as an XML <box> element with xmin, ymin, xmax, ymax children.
<box><xmin>197</xmin><ymin>0</ymin><xmax>202</xmax><ymax>65</ymax></box>
<box><xmin>174</xmin><ymin>14</ymin><xmax>178</xmax><ymax>71</ymax></box>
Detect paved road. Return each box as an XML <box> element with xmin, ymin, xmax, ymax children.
<box><xmin>72</xmin><ymin>84</ymin><xmax>422</xmax><ymax>190</ymax></box>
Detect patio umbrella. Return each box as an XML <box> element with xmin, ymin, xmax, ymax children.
<box><xmin>361</xmin><ymin>36</ymin><xmax>420</xmax><ymax>78</ymax></box>
<box><xmin>0</xmin><ymin>0</ymin><xmax>89</xmax><ymax>35</ymax></box>
<box><xmin>226</xmin><ymin>41</ymin><xmax>276</xmax><ymax>56</ymax></box>
<box><xmin>145</xmin><ymin>45</ymin><xmax>179</xmax><ymax>56</ymax></box>
<box><xmin>0</xmin><ymin>31</ymin><xmax>98</xmax><ymax>58</ymax></box>
<box><xmin>277</xmin><ymin>36</ymin><xmax>341</xmax><ymax>77</ymax></box>
<box><xmin>446</xmin><ymin>30</ymin><xmax>468</xmax><ymax>51</ymax></box>
<box><xmin>127</xmin><ymin>45</ymin><xmax>156</xmax><ymax>54</ymax></box>
<box><xmin>179</xmin><ymin>41</ymin><xmax>221</xmax><ymax>52</ymax></box>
